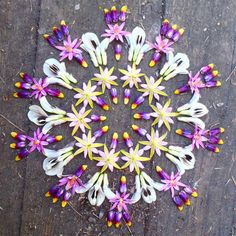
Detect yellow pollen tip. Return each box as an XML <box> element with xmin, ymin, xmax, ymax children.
<box><xmin>45</xmin><ymin>191</ymin><xmax>51</xmax><ymax>197</ymax></box>
<box><xmin>19</xmin><ymin>72</ymin><xmax>25</xmax><ymax>78</ymax></box>
<box><xmin>113</xmin><ymin>97</ymin><xmax>118</xmax><ymax>104</ymax></box>
<box><xmin>15</xmin><ymin>82</ymin><xmax>21</xmax><ymax>88</ymax></box>
<box><xmin>131</xmin><ymin>103</ymin><xmax>137</xmax><ymax>109</ymax></box>
<box><xmin>163</xmin><ymin>19</ymin><xmax>169</xmax><ymax>23</ymax></box>
<box><xmin>220</xmin><ymin>127</ymin><xmax>225</xmax><ymax>133</ymax></box>
<box><xmin>126</xmin><ymin>222</ymin><xmax>132</xmax><ymax>227</ymax></box>
<box><xmin>156</xmin><ymin>166</ymin><xmax>162</xmax><ymax>172</ymax></box>
<box><xmin>212</xmin><ymin>70</ymin><xmax>219</xmax><ymax>76</ymax></box>
<box><xmin>123</xmin><ymin>132</ymin><xmax>129</xmax><ymax>139</ymax></box>
<box><xmin>115</xmin><ymin>54</ymin><xmax>121</xmax><ymax>61</ymax></box>
<box><xmin>176</xmin><ymin>129</ymin><xmax>182</xmax><ymax>135</ymax></box>
<box><xmin>179</xmin><ymin>28</ymin><xmax>185</xmax><ymax>35</ymax></box>
<box><xmin>174</xmin><ymin>89</ymin><xmax>180</xmax><ymax>95</ymax></box>
<box><xmin>55</xmin><ymin>135</ymin><xmax>63</xmax><ymax>141</ymax></box>
<box><xmin>111</xmin><ymin>6</ymin><xmax>116</xmax><ymax>11</ymax></box>
<box><xmin>209</xmin><ymin>63</ymin><xmax>214</xmax><ymax>69</ymax></box>
<box><xmin>10</xmin><ymin>143</ymin><xmax>16</xmax><ymax>149</ymax></box>
<box><xmin>149</xmin><ymin>60</ymin><xmax>156</xmax><ymax>67</ymax></box>
<box><xmin>15</xmin><ymin>155</ymin><xmax>21</xmax><ymax>161</ymax></box>
<box><xmin>102</xmin><ymin>126</ymin><xmax>109</xmax><ymax>132</ymax></box>
<box><xmin>121</xmin><ymin>176</ymin><xmax>126</xmax><ymax>183</ymax></box>
<box><xmin>218</xmin><ymin>139</ymin><xmax>224</xmax><ymax>145</ymax></box>
<box><xmin>61</xmin><ymin>201</ymin><xmax>68</xmax><ymax>207</ymax></box>
<box><xmin>82</xmin><ymin>60</ymin><xmax>88</xmax><ymax>68</ymax></box>
<box><xmin>60</xmin><ymin>20</ymin><xmax>66</xmax><ymax>25</ymax></box>
<box><xmin>133</xmin><ymin>113</ymin><xmax>140</xmax><ymax>119</ymax></box>
<box><xmin>121</xmin><ymin>5</ymin><xmax>127</xmax><ymax>12</ymax></box>
<box><xmin>185</xmin><ymin>199</ymin><xmax>191</xmax><ymax>206</ymax></box>
<box><xmin>58</xmin><ymin>92</ymin><xmax>64</xmax><ymax>98</ymax></box>
<box><xmin>82</xmin><ymin>165</ymin><xmax>88</xmax><ymax>170</ymax></box>
<box><xmin>132</xmin><ymin>124</ymin><xmax>138</xmax><ymax>130</ymax></box>
<box><xmin>178</xmin><ymin>206</ymin><xmax>184</xmax><ymax>211</ymax></box>
<box><xmin>107</xmin><ymin>221</ymin><xmax>112</xmax><ymax>227</ymax></box>
<box><xmin>100</xmin><ymin>116</ymin><xmax>107</xmax><ymax>121</ymax></box>
<box><xmin>124</xmin><ymin>98</ymin><xmax>129</xmax><ymax>105</ymax></box>
<box><xmin>113</xmin><ymin>132</ymin><xmax>118</xmax><ymax>139</ymax></box>
<box><xmin>115</xmin><ymin>223</ymin><xmax>120</xmax><ymax>228</ymax></box>
<box><xmin>215</xmin><ymin>147</ymin><xmax>220</xmax><ymax>153</ymax></box>
<box><xmin>13</xmin><ymin>93</ymin><xmax>19</xmax><ymax>98</ymax></box>
<box><xmin>52</xmin><ymin>198</ymin><xmax>58</xmax><ymax>203</ymax></box>
<box><xmin>216</xmin><ymin>81</ymin><xmax>221</xmax><ymax>87</ymax></box>
<box><xmin>172</xmin><ymin>24</ymin><xmax>178</xmax><ymax>30</ymax></box>
<box><xmin>191</xmin><ymin>191</ymin><xmax>198</xmax><ymax>198</ymax></box>
<box><xmin>104</xmin><ymin>8</ymin><xmax>109</xmax><ymax>13</ymax></box>
<box><xmin>11</xmin><ymin>132</ymin><xmax>17</xmax><ymax>138</ymax></box>
<box><xmin>43</xmin><ymin>34</ymin><xmax>49</xmax><ymax>39</ymax></box>
<box><xmin>103</xmin><ymin>104</ymin><xmax>109</xmax><ymax>111</ymax></box>
<box><xmin>53</xmin><ymin>26</ymin><xmax>57</xmax><ymax>30</ymax></box>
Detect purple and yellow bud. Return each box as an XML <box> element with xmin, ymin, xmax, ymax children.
<box><xmin>61</xmin><ymin>192</ymin><xmax>71</xmax><ymax>207</ymax></box>
<box><xmin>204</xmin><ymin>70</ymin><xmax>219</xmax><ymax>82</ymax></box>
<box><xmin>184</xmin><ymin>186</ymin><xmax>198</xmax><ymax>197</ymax></box>
<box><xmin>107</xmin><ymin>211</ymin><xmax>115</xmax><ymax>227</ymax></box>
<box><xmin>123</xmin><ymin>132</ymin><xmax>133</xmax><ymax>148</ymax></box>
<box><xmin>172</xmin><ymin>28</ymin><xmax>184</xmax><ymax>42</ymax></box>
<box><xmin>209</xmin><ymin>127</ymin><xmax>224</xmax><ymax>136</ymax></box>
<box><xmin>15</xmin><ymin>82</ymin><xmax>31</xmax><ymax>90</ymax></box>
<box><xmin>179</xmin><ymin>191</ymin><xmax>191</xmax><ymax>206</ymax></box>
<box><xmin>115</xmin><ymin>212</ymin><xmax>122</xmax><ymax>228</ymax></box>
<box><xmin>94</xmin><ymin>126</ymin><xmax>109</xmax><ymax>138</ymax></box>
<box><xmin>205</xmin><ymin>143</ymin><xmax>220</xmax><ymax>153</ymax></box>
<box><xmin>91</xmin><ymin>114</ymin><xmax>107</xmax><ymax>122</ymax></box>
<box><xmin>156</xmin><ymin>166</ymin><xmax>169</xmax><ymax>180</ymax></box>
<box><xmin>166</xmin><ymin>25</ymin><xmax>176</xmax><ymax>39</ymax></box>
<box><xmin>15</xmin><ymin>149</ymin><xmax>29</xmax><ymax>161</ymax></box>
<box><xmin>104</xmin><ymin>8</ymin><xmax>112</xmax><ymax>25</ymax></box>
<box><xmin>46</xmin><ymin>185</ymin><xmax>60</xmax><ymax>198</ymax></box>
<box><xmin>160</xmin><ymin>19</ymin><xmax>170</xmax><ymax>35</ymax></box>
<box><xmin>110</xmin><ymin>132</ymin><xmax>118</xmax><ymax>149</ymax></box>
<box><xmin>111</xmin><ymin>6</ymin><xmax>118</xmax><ymax>22</ymax></box>
<box><xmin>200</xmin><ymin>63</ymin><xmax>214</xmax><ymax>75</ymax></box>
<box><xmin>174</xmin><ymin>84</ymin><xmax>190</xmax><ymax>95</ymax></box>
<box><xmin>119</xmin><ymin>176</ymin><xmax>127</xmax><ymax>193</ymax></box>
<box><xmin>133</xmin><ymin>112</ymin><xmax>151</xmax><ymax>120</ymax></box>
<box><xmin>124</xmin><ymin>89</ymin><xmax>131</xmax><ymax>104</ymax></box>
<box><xmin>20</xmin><ymin>72</ymin><xmax>33</xmax><ymax>84</ymax></box>
<box><xmin>43</xmin><ymin>34</ymin><xmax>57</xmax><ymax>47</ymax></box>
<box><xmin>208</xmin><ymin>136</ymin><xmax>224</xmax><ymax>145</ymax></box>
<box><xmin>96</xmin><ymin>97</ymin><xmax>109</xmax><ymax>111</ymax></box>
<box><xmin>132</xmin><ymin>124</ymin><xmax>147</xmax><ymax>136</ymax></box>
<box><xmin>53</xmin><ymin>26</ymin><xmax>63</xmax><ymax>41</ymax></box>
<box><xmin>60</xmin><ymin>20</ymin><xmax>69</xmax><ymax>36</ymax></box>
<box><xmin>110</xmin><ymin>88</ymin><xmax>118</xmax><ymax>104</ymax></box>
<box><xmin>131</xmin><ymin>96</ymin><xmax>144</xmax><ymax>109</ymax></box>
<box><xmin>45</xmin><ymin>87</ymin><xmax>64</xmax><ymax>98</ymax></box>
<box><xmin>149</xmin><ymin>52</ymin><xmax>161</xmax><ymax>67</ymax></box>
<box><xmin>10</xmin><ymin>142</ymin><xmax>25</xmax><ymax>149</ymax></box>
<box><xmin>75</xmin><ymin>165</ymin><xmax>87</xmax><ymax>177</ymax></box>
<box><xmin>176</xmin><ymin>128</ymin><xmax>193</xmax><ymax>139</ymax></box>
<box><xmin>46</xmin><ymin>135</ymin><xmax>62</xmax><ymax>143</ymax></box>
<box><xmin>173</xmin><ymin>196</ymin><xmax>184</xmax><ymax>211</ymax></box>
<box><xmin>123</xmin><ymin>212</ymin><xmax>132</xmax><ymax>226</ymax></box>
<box><xmin>205</xmin><ymin>80</ymin><xmax>221</xmax><ymax>88</ymax></box>
<box><xmin>119</xmin><ymin>5</ymin><xmax>127</xmax><ymax>21</ymax></box>
<box><xmin>11</xmin><ymin>132</ymin><xmax>27</xmax><ymax>141</ymax></box>
<box><xmin>114</xmin><ymin>44</ymin><xmax>122</xmax><ymax>61</ymax></box>
<box><xmin>13</xmin><ymin>91</ymin><xmax>31</xmax><ymax>98</ymax></box>
<box><xmin>74</xmin><ymin>53</ymin><xmax>88</xmax><ymax>68</ymax></box>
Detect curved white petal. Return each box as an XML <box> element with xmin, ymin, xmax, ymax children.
<box><xmin>42</xmin><ymin>119</ymin><xmax>67</xmax><ymax>134</ymax></box>
<box><xmin>28</xmin><ymin>105</ymin><xmax>48</xmax><ymax>125</ymax></box>
<box><xmin>43</xmin><ymin>58</ymin><xmax>65</xmax><ymax>78</ymax></box>
<box><xmin>43</xmin><ymin>156</ymin><xmax>64</xmax><ymax>177</ymax></box>
<box><xmin>103</xmin><ymin>174</ymin><xmax>116</xmax><ymax>199</ymax></box>
<box><xmin>177</xmin><ymin>116</ymin><xmax>205</xmax><ymax>129</ymax></box>
<box><xmin>39</xmin><ymin>97</ymin><xmax>66</xmax><ymax>115</ymax></box>
<box><xmin>131</xmin><ymin>175</ymin><xmax>141</xmax><ymax>203</ymax></box>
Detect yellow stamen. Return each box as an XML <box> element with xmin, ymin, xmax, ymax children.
<box><xmin>13</xmin><ymin>92</ymin><xmax>19</xmax><ymax>98</ymax></box>
<box><xmin>121</xmin><ymin>176</ymin><xmax>126</xmax><ymax>183</ymax></box>
<box><xmin>43</xmin><ymin>34</ymin><xmax>49</xmax><ymax>39</ymax></box>
<box><xmin>123</xmin><ymin>132</ymin><xmax>129</xmax><ymax>139</ymax></box>
<box><xmin>113</xmin><ymin>132</ymin><xmax>118</xmax><ymax>139</ymax></box>
<box><xmin>55</xmin><ymin>135</ymin><xmax>63</xmax><ymax>141</ymax></box>
<box><xmin>53</xmin><ymin>26</ymin><xmax>57</xmax><ymax>31</ymax></box>
<box><xmin>15</xmin><ymin>82</ymin><xmax>21</xmax><ymax>88</ymax></box>
<box><xmin>191</xmin><ymin>191</ymin><xmax>198</xmax><ymax>198</ymax></box>
<box><xmin>172</xmin><ymin>24</ymin><xmax>178</xmax><ymax>30</ymax></box>
<box><xmin>45</xmin><ymin>191</ymin><xmax>51</xmax><ymax>197</ymax></box>
<box><xmin>132</xmin><ymin>124</ymin><xmax>138</xmax><ymax>131</ymax></box>
<box><xmin>163</xmin><ymin>19</ymin><xmax>169</xmax><ymax>23</ymax></box>
<box><xmin>209</xmin><ymin>63</ymin><xmax>214</xmax><ymax>69</ymax></box>
<box><xmin>113</xmin><ymin>97</ymin><xmax>118</xmax><ymax>104</ymax></box>
<box><xmin>61</xmin><ymin>201</ymin><xmax>68</xmax><ymax>207</ymax></box>
<box><xmin>103</xmin><ymin>104</ymin><xmax>109</xmax><ymax>111</ymax></box>
<box><xmin>215</xmin><ymin>147</ymin><xmax>220</xmax><ymax>153</ymax></box>
<box><xmin>115</xmin><ymin>54</ymin><xmax>121</xmax><ymax>61</ymax></box>
<box><xmin>11</xmin><ymin>132</ymin><xmax>17</xmax><ymax>138</ymax></box>
<box><xmin>212</xmin><ymin>70</ymin><xmax>219</xmax><ymax>76</ymax></box>
<box><xmin>15</xmin><ymin>155</ymin><xmax>21</xmax><ymax>161</ymax></box>
<box><xmin>107</xmin><ymin>221</ymin><xmax>112</xmax><ymax>227</ymax></box>
<box><xmin>82</xmin><ymin>60</ymin><xmax>88</xmax><ymax>68</ymax></box>
<box><xmin>111</xmin><ymin>6</ymin><xmax>116</xmax><ymax>11</ymax></box>
<box><xmin>102</xmin><ymin>126</ymin><xmax>109</xmax><ymax>132</ymax></box>
<box><xmin>121</xmin><ymin>5</ymin><xmax>127</xmax><ymax>12</ymax></box>
<box><xmin>131</xmin><ymin>103</ymin><xmax>137</xmax><ymax>109</ymax></box>
<box><xmin>104</xmin><ymin>8</ymin><xmax>109</xmax><ymax>14</ymax></box>
<box><xmin>52</xmin><ymin>198</ymin><xmax>58</xmax><ymax>203</ymax></box>
<box><xmin>58</xmin><ymin>92</ymin><xmax>64</xmax><ymax>98</ymax></box>
<box><xmin>220</xmin><ymin>127</ymin><xmax>225</xmax><ymax>133</ymax></box>
<box><xmin>100</xmin><ymin>116</ymin><xmax>107</xmax><ymax>121</ymax></box>
<box><xmin>178</xmin><ymin>206</ymin><xmax>184</xmax><ymax>211</ymax></box>
<box><xmin>149</xmin><ymin>60</ymin><xmax>156</xmax><ymax>67</ymax></box>
<box><xmin>218</xmin><ymin>139</ymin><xmax>224</xmax><ymax>145</ymax></box>
<box><xmin>174</xmin><ymin>89</ymin><xmax>180</xmax><ymax>95</ymax></box>
<box><xmin>82</xmin><ymin>165</ymin><xmax>88</xmax><ymax>171</ymax></box>
<box><xmin>216</xmin><ymin>81</ymin><xmax>221</xmax><ymax>87</ymax></box>
<box><xmin>175</xmin><ymin>129</ymin><xmax>182</xmax><ymax>135</ymax></box>
<box><xmin>133</xmin><ymin>113</ymin><xmax>140</xmax><ymax>119</ymax></box>
<box><xmin>156</xmin><ymin>166</ymin><xmax>162</xmax><ymax>172</ymax></box>
<box><xmin>20</xmin><ymin>72</ymin><xmax>25</xmax><ymax>78</ymax></box>
<box><xmin>124</xmin><ymin>97</ymin><xmax>129</xmax><ymax>105</ymax></box>
<box><xmin>10</xmin><ymin>143</ymin><xmax>16</xmax><ymax>149</ymax></box>
<box><xmin>60</xmin><ymin>20</ymin><xmax>66</xmax><ymax>25</ymax></box>
<box><xmin>179</xmin><ymin>28</ymin><xmax>185</xmax><ymax>35</ymax></box>
<box><xmin>185</xmin><ymin>199</ymin><xmax>191</xmax><ymax>206</ymax></box>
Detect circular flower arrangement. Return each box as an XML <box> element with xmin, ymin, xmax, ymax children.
<box><xmin>11</xmin><ymin>6</ymin><xmax>224</xmax><ymax>228</ymax></box>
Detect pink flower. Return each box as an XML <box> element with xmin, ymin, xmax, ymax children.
<box><xmin>30</xmin><ymin>78</ymin><xmax>48</xmax><ymax>99</ymax></box>
<box><xmin>101</xmin><ymin>22</ymin><xmax>130</xmax><ymax>42</ymax></box>
<box><xmin>188</xmin><ymin>71</ymin><xmax>205</xmax><ymax>94</ymax></box>
<box><xmin>191</xmin><ymin>126</ymin><xmax>208</xmax><ymax>149</ymax></box>
<box><xmin>55</xmin><ymin>35</ymin><xmax>82</xmax><ymax>61</ymax></box>
<box><xmin>147</xmin><ymin>35</ymin><xmax>174</xmax><ymax>53</ymax></box>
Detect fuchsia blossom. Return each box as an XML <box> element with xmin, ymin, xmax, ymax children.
<box><xmin>10</xmin><ymin>128</ymin><xmax>62</xmax><ymax>161</ymax></box>
<box><xmin>107</xmin><ymin>176</ymin><xmax>133</xmax><ymax>227</ymax></box>
<box><xmin>147</xmin><ymin>35</ymin><xmax>174</xmax><ymax>54</ymax></box>
<box><xmin>45</xmin><ymin>165</ymin><xmax>87</xmax><ymax>207</ymax></box>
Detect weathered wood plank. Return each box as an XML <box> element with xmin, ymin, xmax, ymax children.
<box><xmin>0</xmin><ymin>0</ymin><xmax>41</xmax><ymax>235</ymax></box>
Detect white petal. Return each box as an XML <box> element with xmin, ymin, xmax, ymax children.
<box><xmin>39</xmin><ymin>97</ymin><xmax>66</xmax><ymax>115</ymax></box>
<box><xmin>177</xmin><ymin>116</ymin><xmax>205</xmax><ymax>129</ymax></box>
<box><xmin>28</xmin><ymin>105</ymin><xmax>48</xmax><ymax>125</ymax></box>
<box><xmin>131</xmin><ymin>175</ymin><xmax>141</xmax><ymax>203</ymax></box>
<box><xmin>103</xmin><ymin>174</ymin><xmax>116</xmax><ymax>199</ymax></box>
<box><xmin>43</xmin><ymin>58</ymin><xmax>64</xmax><ymax>78</ymax></box>
<box><xmin>96</xmin><ymin>189</ymin><xmax>105</xmax><ymax>206</ymax></box>
<box><xmin>42</xmin><ymin>119</ymin><xmax>67</xmax><ymax>134</ymax></box>
<box><xmin>43</xmin><ymin>157</ymin><xmax>64</xmax><ymax>177</ymax></box>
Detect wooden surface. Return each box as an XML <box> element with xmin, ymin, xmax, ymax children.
<box><xmin>0</xmin><ymin>0</ymin><xmax>235</xmax><ymax>235</ymax></box>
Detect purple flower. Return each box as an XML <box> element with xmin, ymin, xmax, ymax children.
<box><xmin>101</xmin><ymin>22</ymin><xmax>130</xmax><ymax>43</ymax></box>
<box><xmin>147</xmin><ymin>35</ymin><xmax>174</xmax><ymax>54</ymax></box>
<box><xmin>55</xmin><ymin>35</ymin><xmax>82</xmax><ymax>61</ymax></box>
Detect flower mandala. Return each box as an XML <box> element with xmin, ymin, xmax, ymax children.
<box><xmin>11</xmin><ymin>6</ymin><xmax>224</xmax><ymax>229</ymax></box>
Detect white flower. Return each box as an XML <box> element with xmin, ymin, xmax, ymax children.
<box><xmin>160</xmin><ymin>52</ymin><xmax>189</xmax><ymax>81</ymax></box>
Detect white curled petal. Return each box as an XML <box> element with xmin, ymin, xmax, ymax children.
<box><xmin>45</xmin><ymin>114</ymin><xmax>65</xmax><ymax>122</ymax></box>
<box><xmin>58</xmin><ymin>71</ymin><xmax>77</xmax><ymax>84</ymax></box>
<box><xmin>131</xmin><ymin>175</ymin><xmax>141</xmax><ymax>203</ymax></box>
<box><xmin>43</xmin><ymin>156</ymin><xmax>64</xmax><ymax>177</ymax></box>
<box><xmin>44</xmin><ymin>77</ymin><xmax>73</xmax><ymax>89</ymax></box>
<box><xmin>88</xmin><ymin>187</ymin><xmax>97</xmax><ymax>205</ymax></box>
<box><xmin>28</xmin><ymin>105</ymin><xmax>48</xmax><ymax>125</ymax></box>
<box><xmin>177</xmin><ymin>116</ymin><xmax>205</xmax><ymax>129</ymax></box>
<box><xmin>103</xmin><ymin>174</ymin><xmax>116</xmax><ymax>199</ymax></box>
<box><xmin>43</xmin><ymin>144</ymin><xmax>74</xmax><ymax>158</ymax></box>
<box><xmin>43</xmin><ymin>58</ymin><xmax>65</xmax><ymax>78</ymax></box>
<box><xmin>96</xmin><ymin>189</ymin><xmax>106</xmax><ymax>206</ymax></box>
<box><xmin>39</xmin><ymin>97</ymin><xmax>66</xmax><ymax>115</ymax></box>
<box><xmin>42</xmin><ymin>119</ymin><xmax>67</xmax><ymax>134</ymax></box>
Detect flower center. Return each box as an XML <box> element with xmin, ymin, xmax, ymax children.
<box><xmin>66</xmin><ymin>46</ymin><xmax>72</xmax><ymax>52</ymax></box>
<box><xmin>114</xmin><ymin>25</ymin><xmax>120</xmax><ymax>34</ymax></box>
<box><xmin>35</xmin><ymin>85</ymin><xmax>43</xmax><ymax>91</ymax></box>
<box><xmin>33</xmin><ymin>139</ymin><xmax>40</xmax><ymax>145</ymax></box>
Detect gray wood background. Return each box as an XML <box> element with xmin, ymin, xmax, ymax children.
<box><xmin>0</xmin><ymin>0</ymin><xmax>235</xmax><ymax>235</ymax></box>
